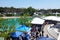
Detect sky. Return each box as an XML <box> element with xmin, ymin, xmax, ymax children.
<box><xmin>0</xmin><ymin>0</ymin><xmax>60</xmax><ymax>9</ymax></box>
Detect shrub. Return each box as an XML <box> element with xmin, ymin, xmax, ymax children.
<box><xmin>0</xmin><ymin>14</ymin><xmax>3</xmax><ymax>17</ymax></box>
<box><xmin>5</xmin><ymin>14</ymin><xmax>13</xmax><ymax>16</ymax></box>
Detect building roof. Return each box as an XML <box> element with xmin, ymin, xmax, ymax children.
<box><xmin>31</xmin><ymin>17</ymin><xmax>45</xmax><ymax>24</ymax></box>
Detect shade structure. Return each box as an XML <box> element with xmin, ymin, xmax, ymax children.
<box><xmin>43</xmin><ymin>16</ymin><xmax>60</xmax><ymax>22</ymax></box>
<box><xmin>11</xmin><ymin>31</ymin><xmax>23</xmax><ymax>37</ymax></box>
<box><xmin>55</xmin><ymin>17</ymin><xmax>60</xmax><ymax>21</ymax></box>
<box><xmin>16</xmin><ymin>25</ymin><xmax>31</xmax><ymax>32</ymax></box>
<box><xmin>31</xmin><ymin>17</ymin><xmax>45</xmax><ymax>24</ymax></box>
<box><xmin>43</xmin><ymin>16</ymin><xmax>57</xmax><ymax>20</ymax></box>
<box><xmin>37</xmin><ymin>37</ymin><xmax>55</xmax><ymax>40</ymax></box>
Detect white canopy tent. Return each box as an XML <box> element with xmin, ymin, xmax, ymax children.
<box><xmin>43</xmin><ymin>16</ymin><xmax>57</xmax><ymax>20</ymax></box>
<box><xmin>31</xmin><ymin>17</ymin><xmax>45</xmax><ymax>24</ymax></box>
<box><xmin>43</xmin><ymin>16</ymin><xmax>60</xmax><ymax>22</ymax></box>
<box><xmin>55</xmin><ymin>17</ymin><xmax>60</xmax><ymax>21</ymax></box>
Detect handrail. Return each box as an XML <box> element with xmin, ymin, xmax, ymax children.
<box><xmin>57</xmin><ymin>33</ymin><xmax>60</xmax><ymax>40</ymax></box>
<box><xmin>47</xmin><ymin>25</ymin><xmax>58</xmax><ymax>40</ymax></box>
<box><xmin>47</xmin><ymin>29</ymin><xmax>57</xmax><ymax>40</ymax></box>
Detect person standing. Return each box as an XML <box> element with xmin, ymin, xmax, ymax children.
<box><xmin>42</xmin><ymin>30</ymin><xmax>44</xmax><ymax>36</ymax></box>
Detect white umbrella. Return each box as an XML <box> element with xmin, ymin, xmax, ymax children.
<box><xmin>31</xmin><ymin>17</ymin><xmax>45</xmax><ymax>24</ymax></box>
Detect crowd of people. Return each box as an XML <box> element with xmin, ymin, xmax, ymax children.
<box><xmin>8</xmin><ymin>25</ymin><xmax>45</xmax><ymax>40</ymax></box>
<box><xmin>30</xmin><ymin>25</ymin><xmax>45</xmax><ymax>40</ymax></box>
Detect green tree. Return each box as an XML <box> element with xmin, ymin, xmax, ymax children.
<box><xmin>27</xmin><ymin>7</ymin><xmax>36</xmax><ymax>15</ymax></box>
<box><xmin>19</xmin><ymin>13</ymin><xmax>32</xmax><ymax>26</ymax></box>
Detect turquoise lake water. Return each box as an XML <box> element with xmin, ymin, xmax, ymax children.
<box><xmin>0</xmin><ymin>18</ymin><xmax>32</xmax><ymax>31</ymax></box>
